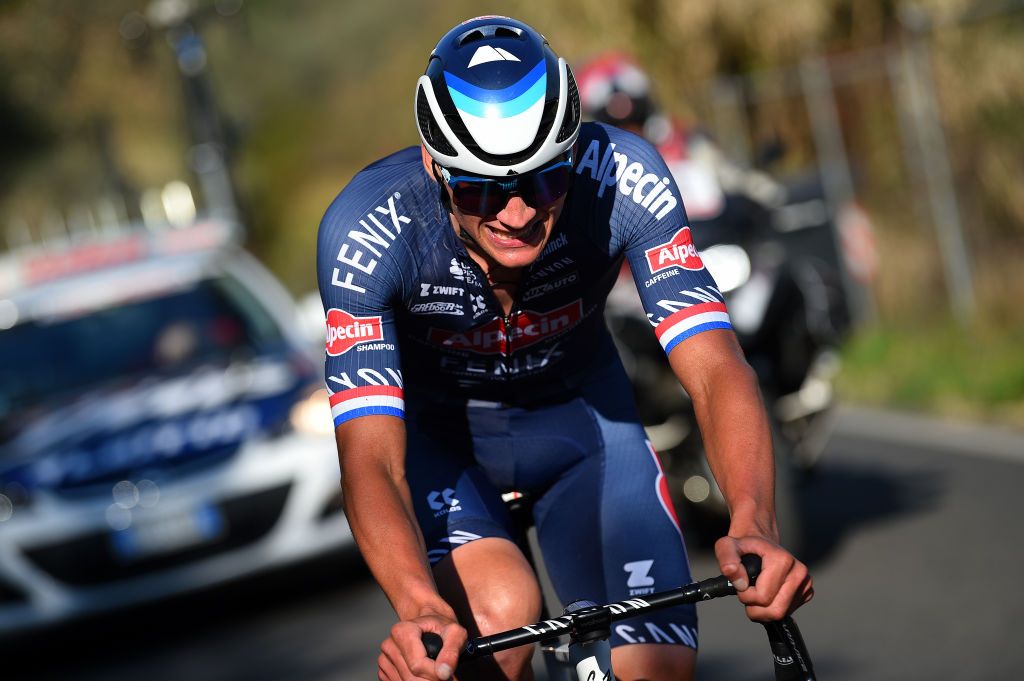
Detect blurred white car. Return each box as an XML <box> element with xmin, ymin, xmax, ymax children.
<box><xmin>0</xmin><ymin>219</ymin><xmax>349</xmax><ymax>634</ymax></box>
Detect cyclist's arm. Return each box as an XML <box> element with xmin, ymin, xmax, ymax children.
<box><xmin>335</xmin><ymin>415</ymin><xmax>450</xmax><ymax>621</ymax></box>
<box><xmin>317</xmin><ymin>182</ymin><xmax>463</xmax><ymax>680</ymax></box>
<box><xmin>617</xmin><ymin>134</ymin><xmax>812</xmax><ymax>622</ymax></box>
<box><xmin>666</xmin><ymin>330</ymin><xmax>777</xmax><ymax>543</ymax></box>
<box><xmin>335</xmin><ymin>415</ymin><xmax>463</xmax><ymax>681</ymax></box>
<box><xmin>666</xmin><ymin>330</ymin><xmax>812</xmax><ymax>621</ymax></box>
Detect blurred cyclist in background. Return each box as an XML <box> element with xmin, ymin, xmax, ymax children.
<box><xmin>575</xmin><ymin>52</ymin><xmax>727</xmax><ymax>223</ymax></box>
<box><xmin>575</xmin><ymin>52</ymin><xmax>787</xmax><ymax>228</ymax></box>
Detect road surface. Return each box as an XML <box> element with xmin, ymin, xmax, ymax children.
<box><xmin>4</xmin><ymin>406</ymin><xmax>1021</xmax><ymax>680</ymax></box>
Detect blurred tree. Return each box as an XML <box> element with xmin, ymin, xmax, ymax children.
<box><xmin>0</xmin><ymin>0</ymin><xmax>1019</xmax><ymax>329</ymax></box>
<box><xmin>0</xmin><ymin>63</ymin><xmax>51</xmax><ymax>187</ymax></box>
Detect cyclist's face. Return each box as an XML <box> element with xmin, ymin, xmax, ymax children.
<box><xmin>422</xmin><ymin>146</ymin><xmax>568</xmax><ymax>271</ymax></box>
<box><xmin>450</xmin><ymin>188</ymin><xmax>566</xmax><ymax>270</ymax></box>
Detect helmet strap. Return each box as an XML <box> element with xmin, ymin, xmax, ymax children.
<box><xmin>431</xmin><ymin>162</ymin><xmax>453</xmax><ymax>215</ymax></box>
<box><xmin>458</xmin><ymin>224</ymin><xmax>480</xmax><ymax>248</ymax></box>
<box><xmin>432</xmin><ymin>161</ymin><xmax>482</xmax><ymax>249</ymax></box>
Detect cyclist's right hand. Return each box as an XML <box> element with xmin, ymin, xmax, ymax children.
<box><xmin>378</xmin><ymin>610</ymin><xmax>466</xmax><ymax>681</ymax></box>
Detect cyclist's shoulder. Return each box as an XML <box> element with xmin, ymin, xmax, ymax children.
<box><xmin>320</xmin><ymin>146</ymin><xmax>432</xmax><ymax>229</ymax></box>
<box><xmin>362</xmin><ymin>145</ymin><xmax>426</xmax><ymax>175</ymax></box>
<box><xmin>318</xmin><ymin>146</ymin><xmax>439</xmax><ymax>289</ymax></box>
<box><xmin>574</xmin><ymin>121</ymin><xmax>667</xmax><ymax>178</ymax></box>
<box><xmin>571</xmin><ymin>122</ymin><xmax>681</xmax><ymax>230</ymax></box>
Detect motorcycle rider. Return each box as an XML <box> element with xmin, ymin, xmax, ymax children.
<box><xmin>575</xmin><ymin>51</ymin><xmax>787</xmax><ymax>229</ymax></box>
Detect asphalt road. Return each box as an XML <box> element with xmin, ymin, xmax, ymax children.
<box><xmin>4</xmin><ymin>406</ymin><xmax>1022</xmax><ymax>681</ymax></box>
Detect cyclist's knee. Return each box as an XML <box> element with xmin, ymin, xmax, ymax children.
<box><xmin>432</xmin><ymin>537</ymin><xmax>541</xmax><ymax>681</ymax></box>
<box><xmin>611</xmin><ymin>643</ymin><xmax>697</xmax><ymax>681</ymax></box>
<box><xmin>460</xmin><ymin>573</ymin><xmax>540</xmax><ymax>681</ymax></box>
<box><xmin>433</xmin><ymin>537</ymin><xmax>543</xmax><ymax>634</ymax></box>
<box><xmin>470</xmin><ymin>578</ymin><xmax>542</xmax><ymax>637</ymax></box>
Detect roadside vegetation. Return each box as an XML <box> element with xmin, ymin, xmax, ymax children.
<box><xmin>838</xmin><ymin>321</ymin><xmax>1024</xmax><ymax>427</ymax></box>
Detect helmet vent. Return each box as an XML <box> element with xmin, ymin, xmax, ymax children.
<box><xmin>556</xmin><ymin>68</ymin><xmax>580</xmax><ymax>143</ymax></box>
<box><xmin>459</xmin><ymin>29</ymin><xmax>486</xmax><ymax>46</ymax></box>
<box><xmin>493</xmin><ymin>26</ymin><xmax>523</xmax><ymax>39</ymax></box>
<box><xmin>417</xmin><ymin>85</ymin><xmax>456</xmax><ymax>156</ymax></box>
<box><xmin>457</xmin><ymin>25</ymin><xmax>524</xmax><ymax>46</ymax></box>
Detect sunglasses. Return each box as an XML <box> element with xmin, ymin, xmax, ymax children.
<box><xmin>438</xmin><ymin>154</ymin><xmax>574</xmax><ymax>217</ymax></box>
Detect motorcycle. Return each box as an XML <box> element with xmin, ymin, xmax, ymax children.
<box><xmin>606</xmin><ymin>145</ymin><xmax>856</xmax><ymax>555</ymax></box>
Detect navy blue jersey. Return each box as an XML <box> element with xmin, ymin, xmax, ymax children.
<box><xmin>317</xmin><ymin>123</ymin><xmax>731</xmax><ymax>426</ymax></box>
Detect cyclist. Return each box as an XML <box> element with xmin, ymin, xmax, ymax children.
<box><xmin>575</xmin><ymin>51</ymin><xmax>788</xmax><ymax>227</ymax></box>
<box><xmin>574</xmin><ymin>51</ymin><xmax>728</xmax><ymax>223</ymax></box>
<box><xmin>317</xmin><ymin>16</ymin><xmax>813</xmax><ymax>681</ymax></box>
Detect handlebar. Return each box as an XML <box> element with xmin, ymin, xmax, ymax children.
<box><xmin>422</xmin><ymin>554</ymin><xmax>816</xmax><ymax>681</ymax></box>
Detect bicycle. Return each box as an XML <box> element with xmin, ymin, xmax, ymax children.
<box><xmin>422</xmin><ymin>492</ymin><xmax>816</xmax><ymax>681</ymax></box>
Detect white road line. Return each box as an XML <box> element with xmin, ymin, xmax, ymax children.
<box><xmin>833</xmin><ymin>405</ymin><xmax>1024</xmax><ymax>464</ymax></box>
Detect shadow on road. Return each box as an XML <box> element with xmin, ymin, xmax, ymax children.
<box><xmin>683</xmin><ymin>444</ymin><xmax>946</xmax><ymax>568</ymax></box>
<box><xmin>698</xmin><ymin>650</ymin><xmax>857</xmax><ymax>680</ymax></box>
<box><xmin>1</xmin><ymin>546</ymin><xmax>372</xmax><ymax>680</ymax></box>
<box><xmin>799</xmin><ymin>448</ymin><xmax>946</xmax><ymax>565</ymax></box>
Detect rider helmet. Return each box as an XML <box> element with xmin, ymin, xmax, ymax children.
<box><xmin>415</xmin><ymin>16</ymin><xmax>581</xmax><ymax>177</ymax></box>
<box><xmin>575</xmin><ymin>52</ymin><xmax>655</xmax><ymax>129</ymax></box>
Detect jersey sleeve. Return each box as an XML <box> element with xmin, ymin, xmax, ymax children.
<box><xmin>316</xmin><ymin>179</ymin><xmax>408</xmax><ymax>427</ymax></box>
<box><xmin>617</xmin><ymin>137</ymin><xmax>733</xmax><ymax>356</ymax></box>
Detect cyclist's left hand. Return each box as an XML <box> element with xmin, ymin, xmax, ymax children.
<box><xmin>715</xmin><ymin>535</ymin><xmax>814</xmax><ymax>622</ymax></box>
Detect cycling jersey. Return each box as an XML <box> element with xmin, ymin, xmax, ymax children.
<box><xmin>317</xmin><ymin>122</ymin><xmax>732</xmax><ymax>424</ymax></box>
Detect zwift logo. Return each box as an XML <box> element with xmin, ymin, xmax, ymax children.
<box><xmin>624</xmin><ymin>559</ymin><xmax>656</xmax><ymax>595</ymax></box>
<box><xmin>575</xmin><ymin>139</ymin><xmax>678</xmax><ymax>221</ymax></box>
<box><xmin>420</xmin><ymin>283</ymin><xmax>465</xmax><ymax>297</ymax></box>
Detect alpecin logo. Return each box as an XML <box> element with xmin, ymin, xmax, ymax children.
<box><xmin>326</xmin><ymin>308</ymin><xmax>383</xmax><ymax>356</ymax></box>
<box><xmin>575</xmin><ymin>138</ymin><xmax>678</xmax><ymax>221</ymax></box>
<box><xmin>428</xmin><ymin>300</ymin><xmax>583</xmax><ymax>354</ymax></box>
<box><xmin>645</xmin><ymin>227</ymin><xmax>704</xmax><ymax>274</ymax></box>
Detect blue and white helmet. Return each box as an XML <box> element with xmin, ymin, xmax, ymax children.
<box><xmin>415</xmin><ymin>16</ymin><xmax>581</xmax><ymax>176</ymax></box>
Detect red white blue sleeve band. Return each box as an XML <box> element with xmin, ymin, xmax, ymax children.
<box><xmin>329</xmin><ymin>386</ymin><xmax>405</xmax><ymax>426</ymax></box>
<box><xmin>654</xmin><ymin>301</ymin><xmax>732</xmax><ymax>355</ymax></box>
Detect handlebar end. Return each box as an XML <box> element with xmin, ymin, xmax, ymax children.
<box><xmin>422</xmin><ymin>632</ymin><xmax>443</xmax><ymax>660</ymax></box>
<box><xmin>741</xmin><ymin>553</ymin><xmax>762</xmax><ymax>586</ymax></box>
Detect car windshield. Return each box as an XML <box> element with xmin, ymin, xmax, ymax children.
<box><xmin>0</xmin><ymin>274</ymin><xmax>285</xmax><ymax>420</ymax></box>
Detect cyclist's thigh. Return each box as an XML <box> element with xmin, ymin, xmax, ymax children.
<box><xmin>405</xmin><ymin>413</ymin><xmax>542</xmax><ymax>652</ymax></box>
<box><xmin>403</xmin><ymin>416</ymin><xmax>515</xmax><ymax>567</ymax></box>
<box><xmin>530</xmin><ymin>367</ymin><xmax>699</xmax><ymax>651</ymax></box>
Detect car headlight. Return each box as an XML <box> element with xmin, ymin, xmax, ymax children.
<box><xmin>0</xmin><ymin>494</ymin><xmax>12</xmax><ymax>522</ymax></box>
<box><xmin>0</xmin><ymin>481</ymin><xmax>31</xmax><ymax>522</ymax></box>
<box><xmin>701</xmin><ymin>244</ymin><xmax>751</xmax><ymax>294</ymax></box>
<box><xmin>289</xmin><ymin>386</ymin><xmax>335</xmax><ymax>436</ymax></box>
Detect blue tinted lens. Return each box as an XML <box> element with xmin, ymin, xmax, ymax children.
<box><xmin>442</xmin><ymin>155</ymin><xmax>573</xmax><ymax>216</ymax></box>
